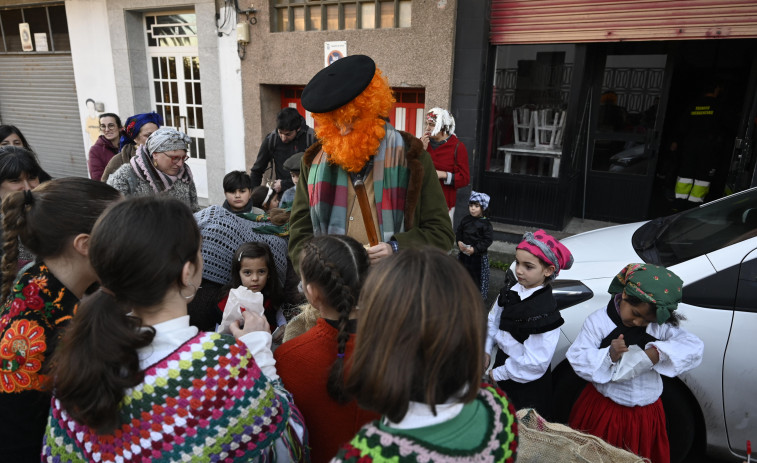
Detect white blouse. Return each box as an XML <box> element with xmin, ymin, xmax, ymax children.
<box><xmin>485</xmin><ymin>283</ymin><xmax>560</xmax><ymax>383</ymax></box>
<box><xmin>137</xmin><ymin>315</ymin><xmax>279</xmax><ymax>380</ymax></box>
<box><xmin>566</xmin><ymin>306</ymin><xmax>704</xmax><ymax>407</ymax></box>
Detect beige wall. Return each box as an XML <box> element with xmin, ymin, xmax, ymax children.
<box><xmin>240</xmin><ymin>0</ymin><xmax>458</xmax><ymax>167</ymax></box>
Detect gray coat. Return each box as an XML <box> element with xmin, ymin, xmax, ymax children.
<box><xmin>107</xmin><ymin>163</ymin><xmax>200</xmax><ymax>212</ymax></box>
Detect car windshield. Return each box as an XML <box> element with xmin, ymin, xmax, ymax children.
<box><xmin>633</xmin><ymin>188</ymin><xmax>757</xmax><ymax>266</ymax></box>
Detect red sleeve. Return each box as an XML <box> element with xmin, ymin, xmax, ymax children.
<box><xmin>453</xmin><ymin>141</ymin><xmax>470</xmax><ymax>189</ymax></box>
<box><xmin>217</xmin><ymin>294</ymin><xmax>229</xmax><ymax>312</ymax></box>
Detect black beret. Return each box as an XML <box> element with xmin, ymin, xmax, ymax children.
<box><xmin>301</xmin><ymin>55</ymin><xmax>376</xmax><ymax>113</ymax></box>
<box><xmin>283</xmin><ymin>152</ymin><xmax>304</xmax><ymax>172</ymax></box>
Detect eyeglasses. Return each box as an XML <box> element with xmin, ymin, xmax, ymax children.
<box><xmin>160</xmin><ymin>152</ymin><xmax>189</xmax><ymax>164</ymax></box>
<box><xmin>99</xmin><ymin>123</ymin><xmax>118</xmax><ymax>130</ymax></box>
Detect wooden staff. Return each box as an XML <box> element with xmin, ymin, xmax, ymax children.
<box><xmin>353</xmin><ymin>179</ymin><xmax>379</xmax><ymax>247</ymax></box>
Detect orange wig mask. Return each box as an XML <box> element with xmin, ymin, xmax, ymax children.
<box><xmin>312</xmin><ymin>69</ymin><xmax>395</xmax><ymax>173</ymax></box>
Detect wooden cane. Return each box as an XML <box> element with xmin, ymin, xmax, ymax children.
<box><xmin>353</xmin><ymin>179</ymin><xmax>379</xmax><ymax>247</ymax></box>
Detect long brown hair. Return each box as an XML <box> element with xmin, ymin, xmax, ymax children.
<box><xmin>0</xmin><ymin>177</ymin><xmax>120</xmax><ymax>300</ymax></box>
<box><xmin>50</xmin><ymin>197</ymin><xmax>202</xmax><ymax>433</ymax></box>
<box><xmin>345</xmin><ymin>247</ymin><xmax>486</xmax><ymax>422</ymax></box>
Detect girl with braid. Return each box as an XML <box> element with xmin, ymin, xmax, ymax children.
<box><xmin>0</xmin><ymin>178</ymin><xmax>120</xmax><ymax>462</ymax></box>
<box><xmin>44</xmin><ymin>198</ymin><xmax>307</xmax><ymax>462</ymax></box>
<box><xmin>274</xmin><ymin>235</ymin><xmax>378</xmax><ymax>463</ymax></box>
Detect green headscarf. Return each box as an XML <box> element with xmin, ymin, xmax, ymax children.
<box><xmin>608</xmin><ymin>263</ymin><xmax>684</xmax><ymax>324</ymax></box>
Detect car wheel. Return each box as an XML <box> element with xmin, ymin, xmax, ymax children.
<box><xmin>551</xmin><ymin>360</ymin><xmax>587</xmax><ymax>424</ymax></box>
<box><xmin>660</xmin><ymin>377</ymin><xmax>705</xmax><ymax>463</ymax></box>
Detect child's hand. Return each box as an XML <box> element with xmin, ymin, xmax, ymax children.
<box><xmin>457</xmin><ymin>241</ymin><xmax>473</xmax><ymax>255</ymax></box>
<box><xmin>483</xmin><ymin>353</ymin><xmax>491</xmax><ymax>375</ymax></box>
<box><xmin>609</xmin><ymin>334</ymin><xmax>628</xmax><ymax>362</ymax></box>
<box><xmin>644</xmin><ymin>346</ymin><xmax>660</xmax><ymax>365</ymax></box>
<box><xmin>229</xmin><ymin>310</ymin><xmax>270</xmax><ymax>338</ymax></box>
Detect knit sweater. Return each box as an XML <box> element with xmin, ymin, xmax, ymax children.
<box><xmin>275</xmin><ymin>318</ymin><xmax>379</xmax><ymax>463</ymax></box>
<box><xmin>43</xmin><ymin>331</ymin><xmax>306</xmax><ymax>463</ymax></box>
<box><xmin>108</xmin><ymin>163</ymin><xmax>200</xmax><ymax>212</ymax></box>
<box><xmin>331</xmin><ymin>385</ymin><xmax>518</xmax><ymax>462</ymax></box>
<box><xmin>0</xmin><ymin>262</ymin><xmax>80</xmax><ymax>461</ymax></box>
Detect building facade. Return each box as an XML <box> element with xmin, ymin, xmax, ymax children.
<box><xmin>238</xmin><ymin>0</ymin><xmax>459</xmax><ymax>184</ymax></box>
<box><xmin>456</xmin><ymin>0</ymin><xmax>757</xmax><ymax>230</ymax></box>
<box><xmin>0</xmin><ymin>0</ymin><xmax>246</xmax><ymax>205</ymax></box>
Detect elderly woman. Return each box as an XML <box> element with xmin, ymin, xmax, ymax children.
<box><xmin>107</xmin><ymin>127</ymin><xmax>199</xmax><ymax>211</ymax></box>
<box><xmin>420</xmin><ymin>108</ymin><xmax>470</xmax><ymax>223</ymax></box>
<box><xmin>100</xmin><ymin>112</ymin><xmax>162</xmax><ymax>182</ymax></box>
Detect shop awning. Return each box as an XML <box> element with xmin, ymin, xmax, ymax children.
<box><xmin>491</xmin><ymin>0</ymin><xmax>757</xmax><ymax>44</ymax></box>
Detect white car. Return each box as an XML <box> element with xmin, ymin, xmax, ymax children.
<box><xmin>549</xmin><ymin>187</ymin><xmax>757</xmax><ymax>463</ymax></box>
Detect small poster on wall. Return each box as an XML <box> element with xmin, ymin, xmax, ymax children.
<box><xmin>19</xmin><ymin>23</ymin><xmax>33</xmax><ymax>51</ymax></box>
<box><xmin>324</xmin><ymin>41</ymin><xmax>347</xmax><ymax>67</ymax></box>
<box><xmin>34</xmin><ymin>33</ymin><xmax>48</xmax><ymax>52</ymax></box>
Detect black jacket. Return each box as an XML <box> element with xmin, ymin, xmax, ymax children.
<box><xmin>250</xmin><ymin>119</ymin><xmax>315</xmax><ymax>192</ymax></box>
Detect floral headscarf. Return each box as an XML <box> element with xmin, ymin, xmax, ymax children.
<box><xmin>608</xmin><ymin>263</ymin><xmax>684</xmax><ymax>324</ymax></box>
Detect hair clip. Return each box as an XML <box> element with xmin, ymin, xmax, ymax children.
<box><xmin>337</xmin><ymin>353</ymin><xmax>345</xmax><ymax>359</ymax></box>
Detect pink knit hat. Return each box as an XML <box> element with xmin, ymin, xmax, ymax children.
<box><xmin>516</xmin><ymin>229</ymin><xmax>573</xmax><ymax>280</ymax></box>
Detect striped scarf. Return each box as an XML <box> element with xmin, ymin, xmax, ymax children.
<box><xmin>308</xmin><ymin>124</ymin><xmax>408</xmax><ymax>242</ymax></box>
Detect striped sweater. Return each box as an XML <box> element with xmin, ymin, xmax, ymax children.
<box><xmin>43</xmin><ymin>332</ymin><xmax>306</xmax><ymax>462</ymax></box>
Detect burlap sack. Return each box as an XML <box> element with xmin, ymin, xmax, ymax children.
<box><xmin>515</xmin><ymin>409</ymin><xmax>650</xmax><ymax>463</ymax></box>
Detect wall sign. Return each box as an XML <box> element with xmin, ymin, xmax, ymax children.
<box><xmin>324</xmin><ymin>41</ymin><xmax>347</xmax><ymax>67</ymax></box>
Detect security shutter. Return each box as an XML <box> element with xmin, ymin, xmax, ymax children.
<box><xmin>0</xmin><ymin>53</ymin><xmax>87</xmax><ymax>178</ymax></box>
<box><xmin>491</xmin><ymin>0</ymin><xmax>757</xmax><ymax>44</ymax></box>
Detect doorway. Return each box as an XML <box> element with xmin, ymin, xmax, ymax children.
<box><xmin>581</xmin><ymin>39</ymin><xmax>757</xmax><ymax>223</ymax></box>
<box><xmin>582</xmin><ymin>43</ymin><xmax>672</xmax><ymax>222</ymax></box>
<box><xmin>144</xmin><ymin>11</ymin><xmax>207</xmax><ymax>198</ymax></box>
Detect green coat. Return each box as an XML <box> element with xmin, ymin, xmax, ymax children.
<box><xmin>288</xmin><ymin>130</ymin><xmax>454</xmax><ymax>269</ymax></box>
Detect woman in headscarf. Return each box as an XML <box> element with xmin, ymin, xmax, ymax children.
<box><xmin>99</xmin><ymin>112</ymin><xmax>162</xmax><ymax>182</ymax></box>
<box><xmin>420</xmin><ymin>107</ymin><xmax>470</xmax><ymax>223</ymax></box>
<box><xmin>107</xmin><ymin>127</ymin><xmax>199</xmax><ymax>211</ymax></box>
<box><xmin>567</xmin><ymin>263</ymin><xmax>704</xmax><ymax>463</ymax></box>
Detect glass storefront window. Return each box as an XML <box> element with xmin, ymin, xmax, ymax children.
<box><xmin>590</xmin><ymin>54</ymin><xmax>666</xmax><ymax>176</ymax></box>
<box><xmin>488</xmin><ymin>44</ymin><xmax>575</xmax><ymax>177</ymax></box>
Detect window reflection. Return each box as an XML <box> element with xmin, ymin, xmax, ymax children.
<box><xmin>592</xmin><ymin>140</ymin><xmax>649</xmax><ymax>175</ymax></box>
<box><xmin>488</xmin><ymin>44</ymin><xmax>575</xmax><ymax>177</ymax></box>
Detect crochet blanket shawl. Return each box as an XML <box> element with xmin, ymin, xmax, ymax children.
<box><xmin>307</xmin><ymin>123</ymin><xmax>409</xmax><ymax>242</ymax></box>
<box><xmin>332</xmin><ymin>385</ymin><xmax>518</xmax><ymax>463</ymax></box>
<box><xmin>43</xmin><ymin>332</ymin><xmax>304</xmax><ymax>463</ymax></box>
<box><xmin>195</xmin><ymin>206</ymin><xmax>289</xmax><ymax>286</ymax></box>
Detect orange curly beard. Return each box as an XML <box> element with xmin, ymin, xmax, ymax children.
<box><xmin>312</xmin><ymin>69</ymin><xmax>396</xmax><ymax>173</ymax></box>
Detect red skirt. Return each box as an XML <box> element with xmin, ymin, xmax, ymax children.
<box><xmin>569</xmin><ymin>383</ymin><xmax>669</xmax><ymax>463</ymax></box>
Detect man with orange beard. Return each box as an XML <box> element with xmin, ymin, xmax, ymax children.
<box><xmin>288</xmin><ymin>55</ymin><xmax>454</xmax><ymax>268</ymax></box>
